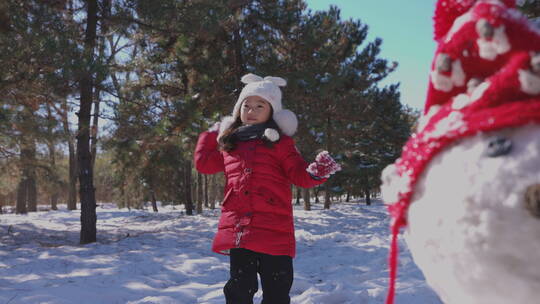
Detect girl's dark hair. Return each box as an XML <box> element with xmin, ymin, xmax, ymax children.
<box><xmin>218</xmin><ymin>117</ymin><xmax>243</xmax><ymax>152</ymax></box>
<box><xmin>218</xmin><ymin>117</ymin><xmax>282</xmax><ymax>152</ymax></box>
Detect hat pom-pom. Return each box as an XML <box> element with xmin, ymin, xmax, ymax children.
<box><xmin>264</xmin><ymin>128</ymin><xmax>280</xmax><ymax>142</ymax></box>
<box><xmin>273</xmin><ymin>109</ymin><xmax>298</xmax><ymax>136</ymax></box>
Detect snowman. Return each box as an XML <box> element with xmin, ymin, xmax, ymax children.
<box><xmin>381</xmin><ymin>1</ymin><xmax>540</xmax><ymax>303</ymax></box>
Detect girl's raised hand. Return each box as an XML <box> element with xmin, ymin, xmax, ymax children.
<box><xmin>306</xmin><ymin>151</ymin><xmax>341</xmax><ymax>179</ymax></box>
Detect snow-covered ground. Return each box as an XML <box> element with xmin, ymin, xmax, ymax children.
<box><xmin>0</xmin><ymin>200</ymin><xmax>441</xmax><ymax>304</ymax></box>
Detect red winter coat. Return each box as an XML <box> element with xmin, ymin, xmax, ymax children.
<box><xmin>194</xmin><ymin>131</ymin><xmax>325</xmax><ymax>257</ymax></box>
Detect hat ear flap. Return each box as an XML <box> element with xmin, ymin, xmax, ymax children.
<box><xmin>264</xmin><ymin>76</ymin><xmax>287</xmax><ymax>87</ymax></box>
<box><xmin>241</xmin><ymin>73</ymin><xmax>263</xmax><ymax>84</ymax></box>
<box><xmin>273</xmin><ymin>109</ymin><xmax>297</xmax><ymax>136</ymax></box>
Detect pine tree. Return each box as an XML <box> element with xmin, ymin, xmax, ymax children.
<box><xmin>0</xmin><ymin>0</ymin><xmax>80</xmax><ymax>213</ymax></box>
<box><xmin>77</xmin><ymin>0</ymin><xmax>99</xmax><ymax>244</ymax></box>
<box><xmin>519</xmin><ymin>0</ymin><xmax>540</xmax><ymax>19</ymax></box>
<box><xmin>105</xmin><ymin>0</ymin><xmax>240</xmax><ymax>214</ymax></box>
<box><xmin>257</xmin><ymin>5</ymin><xmax>399</xmax><ymax>207</ymax></box>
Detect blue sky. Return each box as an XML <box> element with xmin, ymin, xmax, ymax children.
<box><xmin>304</xmin><ymin>0</ymin><xmax>438</xmax><ymax>111</ymax></box>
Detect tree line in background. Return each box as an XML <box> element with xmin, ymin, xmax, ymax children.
<box><xmin>6</xmin><ymin>0</ymin><xmax>535</xmax><ymax>243</ymax></box>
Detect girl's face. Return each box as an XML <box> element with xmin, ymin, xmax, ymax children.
<box><xmin>240</xmin><ymin>96</ymin><xmax>272</xmax><ymax>125</ymax></box>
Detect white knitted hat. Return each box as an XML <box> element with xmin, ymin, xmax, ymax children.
<box><xmin>219</xmin><ymin>73</ymin><xmax>298</xmax><ymax>139</ymax></box>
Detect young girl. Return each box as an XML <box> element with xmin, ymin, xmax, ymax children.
<box><xmin>194</xmin><ymin>73</ymin><xmax>340</xmax><ymax>304</ymax></box>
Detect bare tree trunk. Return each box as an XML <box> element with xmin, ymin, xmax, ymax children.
<box><xmin>120</xmin><ymin>181</ymin><xmax>126</xmax><ymax>208</ymax></box>
<box><xmin>210</xmin><ymin>174</ymin><xmax>216</xmax><ymax>210</ymax></box>
<box><xmin>46</xmin><ymin>105</ymin><xmax>59</xmax><ymax>211</ymax></box>
<box><xmin>90</xmin><ymin>0</ymin><xmax>109</xmax><ymax>169</ymax></box>
<box><xmin>127</xmin><ymin>198</ymin><xmax>131</xmax><ymax>211</ymax></box>
<box><xmin>61</xmin><ymin>98</ymin><xmax>78</xmax><ymax>210</ymax></box>
<box><xmin>191</xmin><ymin>173</ymin><xmax>197</xmax><ymax>208</ymax></box>
<box><xmin>295</xmin><ymin>187</ymin><xmax>301</xmax><ymax>205</ymax></box>
<box><xmin>196</xmin><ymin>172</ymin><xmax>203</xmax><ymax>214</ymax></box>
<box><xmin>17</xmin><ymin>109</ymin><xmax>38</xmax><ymax>212</ymax></box>
<box><xmin>55</xmin><ymin>5</ymin><xmax>78</xmax><ymax>210</ymax></box>
<box><xmin>27</xmin><ymin>171</ymin><xmax>37</xmax><ymax>212</ymax></box>
<box><xmin>363</xmin><ymin>175</ymin><xmax>372</xmax><ymax>206</ymax></box>
<box><xmin>25</xmin><ymin>140</ymin><xmax>37</xmax><ymax>212</ymax></box>
<box><xmin>323</xmin><ymin>188</ymin><xmax>331</xmax><ymax>209</ymax></box>
<box><xmin>232</xmin><ymin>24</ymin><xmax>245</xmax><ymax>80</ymax></box>
<box><xmin>90</xmin><ymin>95</ymin><xmax>100</xmax><ymax>168</ymax></box>
<box><xmin>7</xmin><ymin>192</ymin><xmax>15</xmax><ymax>211</ymax></box>
<box><xmin>10</xmin><ymin>192</ymin><xmax>15</xmax><ymax>208</ymax></box>
<box><xmin>365</xmin><ymin>188</ymin><xmax>371</xmax><ymax>206</ymax></box>
<box><xmin>16</xmin><ymin>137</ymin><xmax>35</xmax><ymax>214</ymax></box>
<box><xmin>204</xmin><ymin>174</ymin><xmax>209</xmax><ymax>208</ymax></box>
<box><xmin>345</xmin><ymin>191</ymin><xmax>350</xmax><ymax>203</ymax></box>
<box><xmin>184</xmin><ymin>161</ymin><xmax>194</xmax><ymax>215</ymax></box>
<box><xmin>67</xmin><ymin>129</ymin><xmax>77</xmax><ymax>210</ymax></box>
<box><xmin>150</xmin><ymin>189</ymin><xmax>158</xmax><ymax>212</ymax></box>
<box><xmin>302</xmin><ymin>188</ymin><xmax>311</xmax><ymax>211</ymax></box>
<box><xmin>51</xmin><ymin>193</ymin><xmax>59</xmax><ymax>210</ymax></box>
<box><xmin>16</xmin><ymin>171</ymin><xmax>28</xmax><ymax>214</ymax></box>
<box><xmin>78</xmin><ymin>0</ymin><xmax>98</xmax><ymax>244</ymax></box>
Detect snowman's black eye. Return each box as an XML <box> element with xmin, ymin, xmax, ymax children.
<box><xmin>485</xmin><ymin>136</ymin><xmax>512</xmax><ymax>157</ymax></box>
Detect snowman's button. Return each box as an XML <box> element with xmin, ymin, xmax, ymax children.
<box><xmin>485</xmin><ymin>136</ymin><xmax>512</xmax><ymax>157</ymax></box>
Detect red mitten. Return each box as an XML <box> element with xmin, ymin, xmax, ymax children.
<box><xmin>306</xmin><ymin>151</ymin><xmax>342</xmax><ymax>178</ymax></box>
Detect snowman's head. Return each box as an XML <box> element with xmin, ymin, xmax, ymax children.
<box><xmin>382</xmin><ymin>1</ymin><xmax>540</xmax><ymax>303</ymax></box>
<box><xmin>401</xmin><ymin>124</ymin><xmax>540</xmax><ymax>304</ymax></box>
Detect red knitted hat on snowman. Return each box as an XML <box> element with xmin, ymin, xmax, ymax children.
<box><xmin>385</xmin><ymin>1</ymin><xmax>540</xmax><ymax>303</ymax></box>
